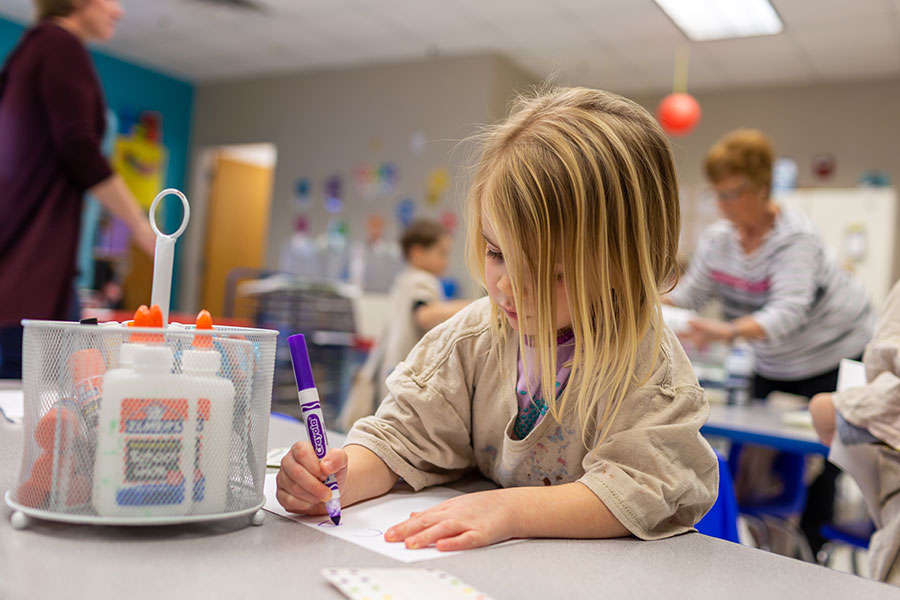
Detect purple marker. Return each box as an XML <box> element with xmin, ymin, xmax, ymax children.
<box><xmin>288</xmin><ymin>334</ymin><xmax>342</xmax><ymax>525</ymax></box>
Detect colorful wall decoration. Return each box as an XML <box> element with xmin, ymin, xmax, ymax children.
<box><xmin>113</xmin><ymin>112</ymin><xmax>167</xmax><ymax>210</ymax></box>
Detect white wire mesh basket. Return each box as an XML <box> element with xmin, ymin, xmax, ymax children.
<box><xmin>6</xmin><ymin>319</ymin><xmax>277</xmax><ymax>527</ymax></box>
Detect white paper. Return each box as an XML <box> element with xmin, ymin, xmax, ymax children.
<box><xmin>828</xmin><ymin>358</ymin><xmax>882</xmax><ymax>526</ymax></box>
<box><xmin>828</xmin><ymin>437</ymin><xmax>882</xmax><ymax>527</ymax></box>
<box><xmin>263</xmin><ymin>473</ymin><xmax>522</xmax><ymax>562</ymax></box>
<box><xmin>322</xmin><ymin>568</ymin><xmax>496</xmax><ymax>600</ymax></box>
<box><xmin>837</xmin><ymin>358</ymin><xmax>866</xmax><ymax>391</ymax></box>
<box><xmin>781</xmin><ymin>409</ymin><xmax>813</xmax><ymax>429</ymax></box>
<box><xmin>265</xmin><ymin>447</ymin><xmax>290</xmax><ymax>469</ymax></box>
<box><xmin>0</xmin><ymin>389</ymin><xmax>24</xmax><ymax>423</ymax></box>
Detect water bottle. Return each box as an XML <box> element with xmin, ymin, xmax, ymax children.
<box><xmin>724</xmin><ymin>342</ymin><xmax>754</xmax><ymax>406</ymax></box>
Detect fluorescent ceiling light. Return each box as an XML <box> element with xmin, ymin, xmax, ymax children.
<box><xmin>654</xmin><ymin>0</ymin><xmax>783</xmax><ymax>41</ymax></box>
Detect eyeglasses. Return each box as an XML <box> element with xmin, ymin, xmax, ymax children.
<box><xmin>712</xmin><ymin>183</ymin><xmax>753</xmax><ymax>202</ymax></box>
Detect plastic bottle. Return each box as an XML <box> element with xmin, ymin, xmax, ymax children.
<box><xmin>181</xmin><ymin>310</ymin><xmax>235</xmax><ymax>515</ymax></box>
<box><xmin>724</xmin><ymin>341</ymin><xmax>755</xmax><ymax>406</ymax></box>
<box><xmin>67</xmin><ymin>348</ymin><xmax>105</xmax><ymax>432</ymax></box>
<box><xmin>93</xmin><ymin>342</ymin><xmax>196</xmax><ymax>518</ymax></box>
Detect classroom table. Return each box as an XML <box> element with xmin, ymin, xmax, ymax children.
<box><xmin>702</xmin><ymin>401</ymin><xmax>829</xmax><ymax>455</ymax></box>
<box><xmin>1</xmin><ymin>409</ymin><xmax>895</xmax><ymax>598</ymax></box>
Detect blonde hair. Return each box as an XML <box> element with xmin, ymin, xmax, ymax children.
<box><xmin>466</xmin><ymin>87</ymin><xmax>681</xmax><ymax>445</ymax></box>
<box><xmin>704</xmin><ymin>128</ymin><xmax>774</xmax><ymax>191</ymax></box>
<box><xmin>34</xmin><ymin>0</ymin><xmax>79</xmax><ymax>20</ymax></box>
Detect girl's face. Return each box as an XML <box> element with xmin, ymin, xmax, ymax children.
<box><xmin>482</xmin><ymin>216</ymin><xmax>572</xmax><ymax>333</ymax></box>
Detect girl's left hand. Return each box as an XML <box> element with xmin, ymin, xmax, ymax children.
<box><xmin>384</xmin><ymin>489</ymin><xmax>519</xmax><ymax>551</ymax></box>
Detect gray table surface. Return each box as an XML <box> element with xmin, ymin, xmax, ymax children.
<box><xmin>706</xmin><ymin>402</ymin><xmax>822</xmax><ymax>443</ymax></box>
<box><xmin>2</xmin><ymin>412</ymin><xmax>897</xmax><ymax>599</ymax></box>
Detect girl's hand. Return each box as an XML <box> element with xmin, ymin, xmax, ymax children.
<box><xmin>384</xmin><ymin>489</ymin><xmax>519</xmax><ymax>551</ymax></box>
<box><xmin>276</xmin><ymin>442</ymin><xmax>347</xmax><ymax>515</ymax></box>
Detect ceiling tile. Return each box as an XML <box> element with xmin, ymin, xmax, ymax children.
<box><xmin>772</xmin><ymin>0</ymin><xmax>896</xmax><ymax>25</ymax></box>
<box><xmin>0</xmin><ymin>0</ymin><xmax>896</xmax><ymax>92</ymax></box>
<box><xmin>794</xmin><ymin>19</ymin><xmax>900</xmax><ymax>73</ymax></box>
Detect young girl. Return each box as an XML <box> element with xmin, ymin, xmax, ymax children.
<box><xmin>277</xmin><ymin>87</ymin><xmax>718</xmax><ymax>550</ymax></box>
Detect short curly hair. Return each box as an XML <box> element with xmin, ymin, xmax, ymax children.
<box><xmin>704</xmin><ymin>129</ymin><xmax>774</xmax><ymax>191</ymax></box>
<box><xmin>33</xmin><ymin>0</ymin><xmax>78</xmax><ymax>21</ymax></box>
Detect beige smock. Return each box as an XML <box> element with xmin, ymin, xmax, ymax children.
<box><xmin>346</xmin><ymin>297</ymin><xmax>718</xmax><ymax>540</ymax></box>
<box><xmin>833</xmin><ymin>279</ymin><xmax>900</xmax><ymax>584</ymax></box>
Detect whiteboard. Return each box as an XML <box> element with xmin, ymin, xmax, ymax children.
<box><xmin>778</xmin><ymin>187</ymin><xmax>897</xmax><ymax>313</ymax></box>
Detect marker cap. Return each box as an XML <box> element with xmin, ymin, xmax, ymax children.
<box><xmin>288</xmin><ymin>334</ymin><xmax>316</xmax><ymax>390</ymax></box>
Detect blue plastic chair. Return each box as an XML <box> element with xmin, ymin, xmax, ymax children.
<box><xmin>726</xmin><ymin>442</ymin><xmax>814</xmax><ymax>559</ymax></box>
<box><xmin>696</xmin><ymin>451</ymin><xmax>740</xmax><ymax>543</ymax></box>
<box><xmin>730</xmin><ymin>442</ymin><xmax>808</xmax><ymax>519</ymax></box>
<box><xmin>820</xmin><ymin>520</ymin><xmax>874</xmax><ymax>549</ymax></box>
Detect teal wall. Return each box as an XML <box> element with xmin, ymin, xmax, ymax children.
<box><xmin>0</xmin><ymin>15</ymin><xmax>194</xmax><ymax>308</ymax></box>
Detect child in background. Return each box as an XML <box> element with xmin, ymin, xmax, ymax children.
<box><xmin>280</xmin><ymin>87</ymin><xmax>717</xmax><ymax>550</ymax></box>
<box><xmin>810</xmin><ymin>279</ymin><xmax>900</xmax><ymax>585</ymax></box>
<box><xmin>380</xmin><ymin>220</ymin><xmax>470</xmax><ymax>397</ymax></box>
<box><xmin>339</xmin><ymin>220</ymin><xmax>469</xmax><ymax>430</ymax></box>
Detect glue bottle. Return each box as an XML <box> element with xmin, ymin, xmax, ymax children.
<box><xmin>181</xmin><ymin>310</ymin><xmax>235</xmax><ymax>515</ymax></box>
<box><xmin>92</xmin><ymin>306</ymin><xmax>196</xmax><ymax>518</ymax></box>
<box><xmin>724</xmin><ymin>341</ymin><xmax>755</xmax><ymax>406</ymax></box>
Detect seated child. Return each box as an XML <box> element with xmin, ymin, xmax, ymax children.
<box><xmin>811</xmin><ymin>279</ymin><xmax>900</xmax><ymax>585</ymax></box>
<box><xmin>338</xmin><ymin>219</ymin><xmax>469</xmax><ymax>430</ymax></box>
<box><xmin>279</xmin><ymin>87</ymin><xmax>718</xmax><ymax>550</ymax></box>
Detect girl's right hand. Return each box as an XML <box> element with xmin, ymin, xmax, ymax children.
<box><xmin>276</xmin><ymin>442</ymin><xmax>348</xmax><ymax>515</ymax></box>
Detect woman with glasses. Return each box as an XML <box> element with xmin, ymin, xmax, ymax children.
<box><xmin>665</xmin><ymin>128</ymin><xmax>874</xmax><ymax>555</ymax></box>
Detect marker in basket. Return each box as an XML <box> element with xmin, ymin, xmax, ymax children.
<box><xmin>287</xmin><ymin>334</ymin><xmax>341</xmax><ymax>525</ymax></box>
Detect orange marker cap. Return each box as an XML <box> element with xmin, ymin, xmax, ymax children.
<box><xmin>129</xmin><ymin>305</ymin><xmax>150</xmax><ymax>340</ymax></box>
<box><xmin>148</xmin><ymin>305</ymin><xmax>164</xmax><ymax>328</ymax></box>
<box><xmin>131</xmin><ymin>305</ymin><xmax>164</xmax><ymax>342</ymax></box>
<box><xmin>193</xmin><ymin>309</ymin><xmax>214</xmax><ymax>348</ymax></box>
<box><xmin>147</xmin><ymin>305</ymin><xmax>165</xmax><ymax>342</ymax></box>
<box><xmin>132</xmin><ymin>305</ymin><xmax>150</xmax><ymax>327</ymax></box>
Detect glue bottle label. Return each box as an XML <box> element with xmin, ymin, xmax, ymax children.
<box><xmin>115</xmin><ymin>398</ymin><xmax>189</xmax><ymax>507</ymax></box>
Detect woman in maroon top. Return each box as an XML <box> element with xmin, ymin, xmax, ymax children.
<box><xmin>0</xmin><ymin>0</ymin><xmax>155</xmax><ymax>378</ymax></box>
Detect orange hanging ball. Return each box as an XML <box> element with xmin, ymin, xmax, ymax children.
<box><xmin>656</xmin><ymin>93</ymin><xmax>701</xmax><ymax>136</ymax></box>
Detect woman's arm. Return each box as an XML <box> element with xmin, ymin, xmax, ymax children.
<box><xmin>90</xmin><ymin>175</ymin><xmax>157</xmax><ymax>256</ymax></box>
<box><xmin>667</xmin><ymin>233</ymin><xmax>717</xmax><ymax>310</ymax></box>
<box><xmin>687</xmin><ymin>314</ymin><xmax>767</xmax><ymax>346</ymax></box>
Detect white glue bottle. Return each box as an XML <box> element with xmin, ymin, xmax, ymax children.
<box><xmin>181</xmin><ymin>310</ymin><xmax>235</xmax><ymax>515</ymax></box>
<box><xmin>93</xmin><ymin>342</ymin><xmax>197</xmax><ymax>518</ymax></box>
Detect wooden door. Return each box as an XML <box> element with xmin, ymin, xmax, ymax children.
<box><xmin>200</xmin><ymin>154</ymin><xmax>273</xmax><ymax>318</ymax></box>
